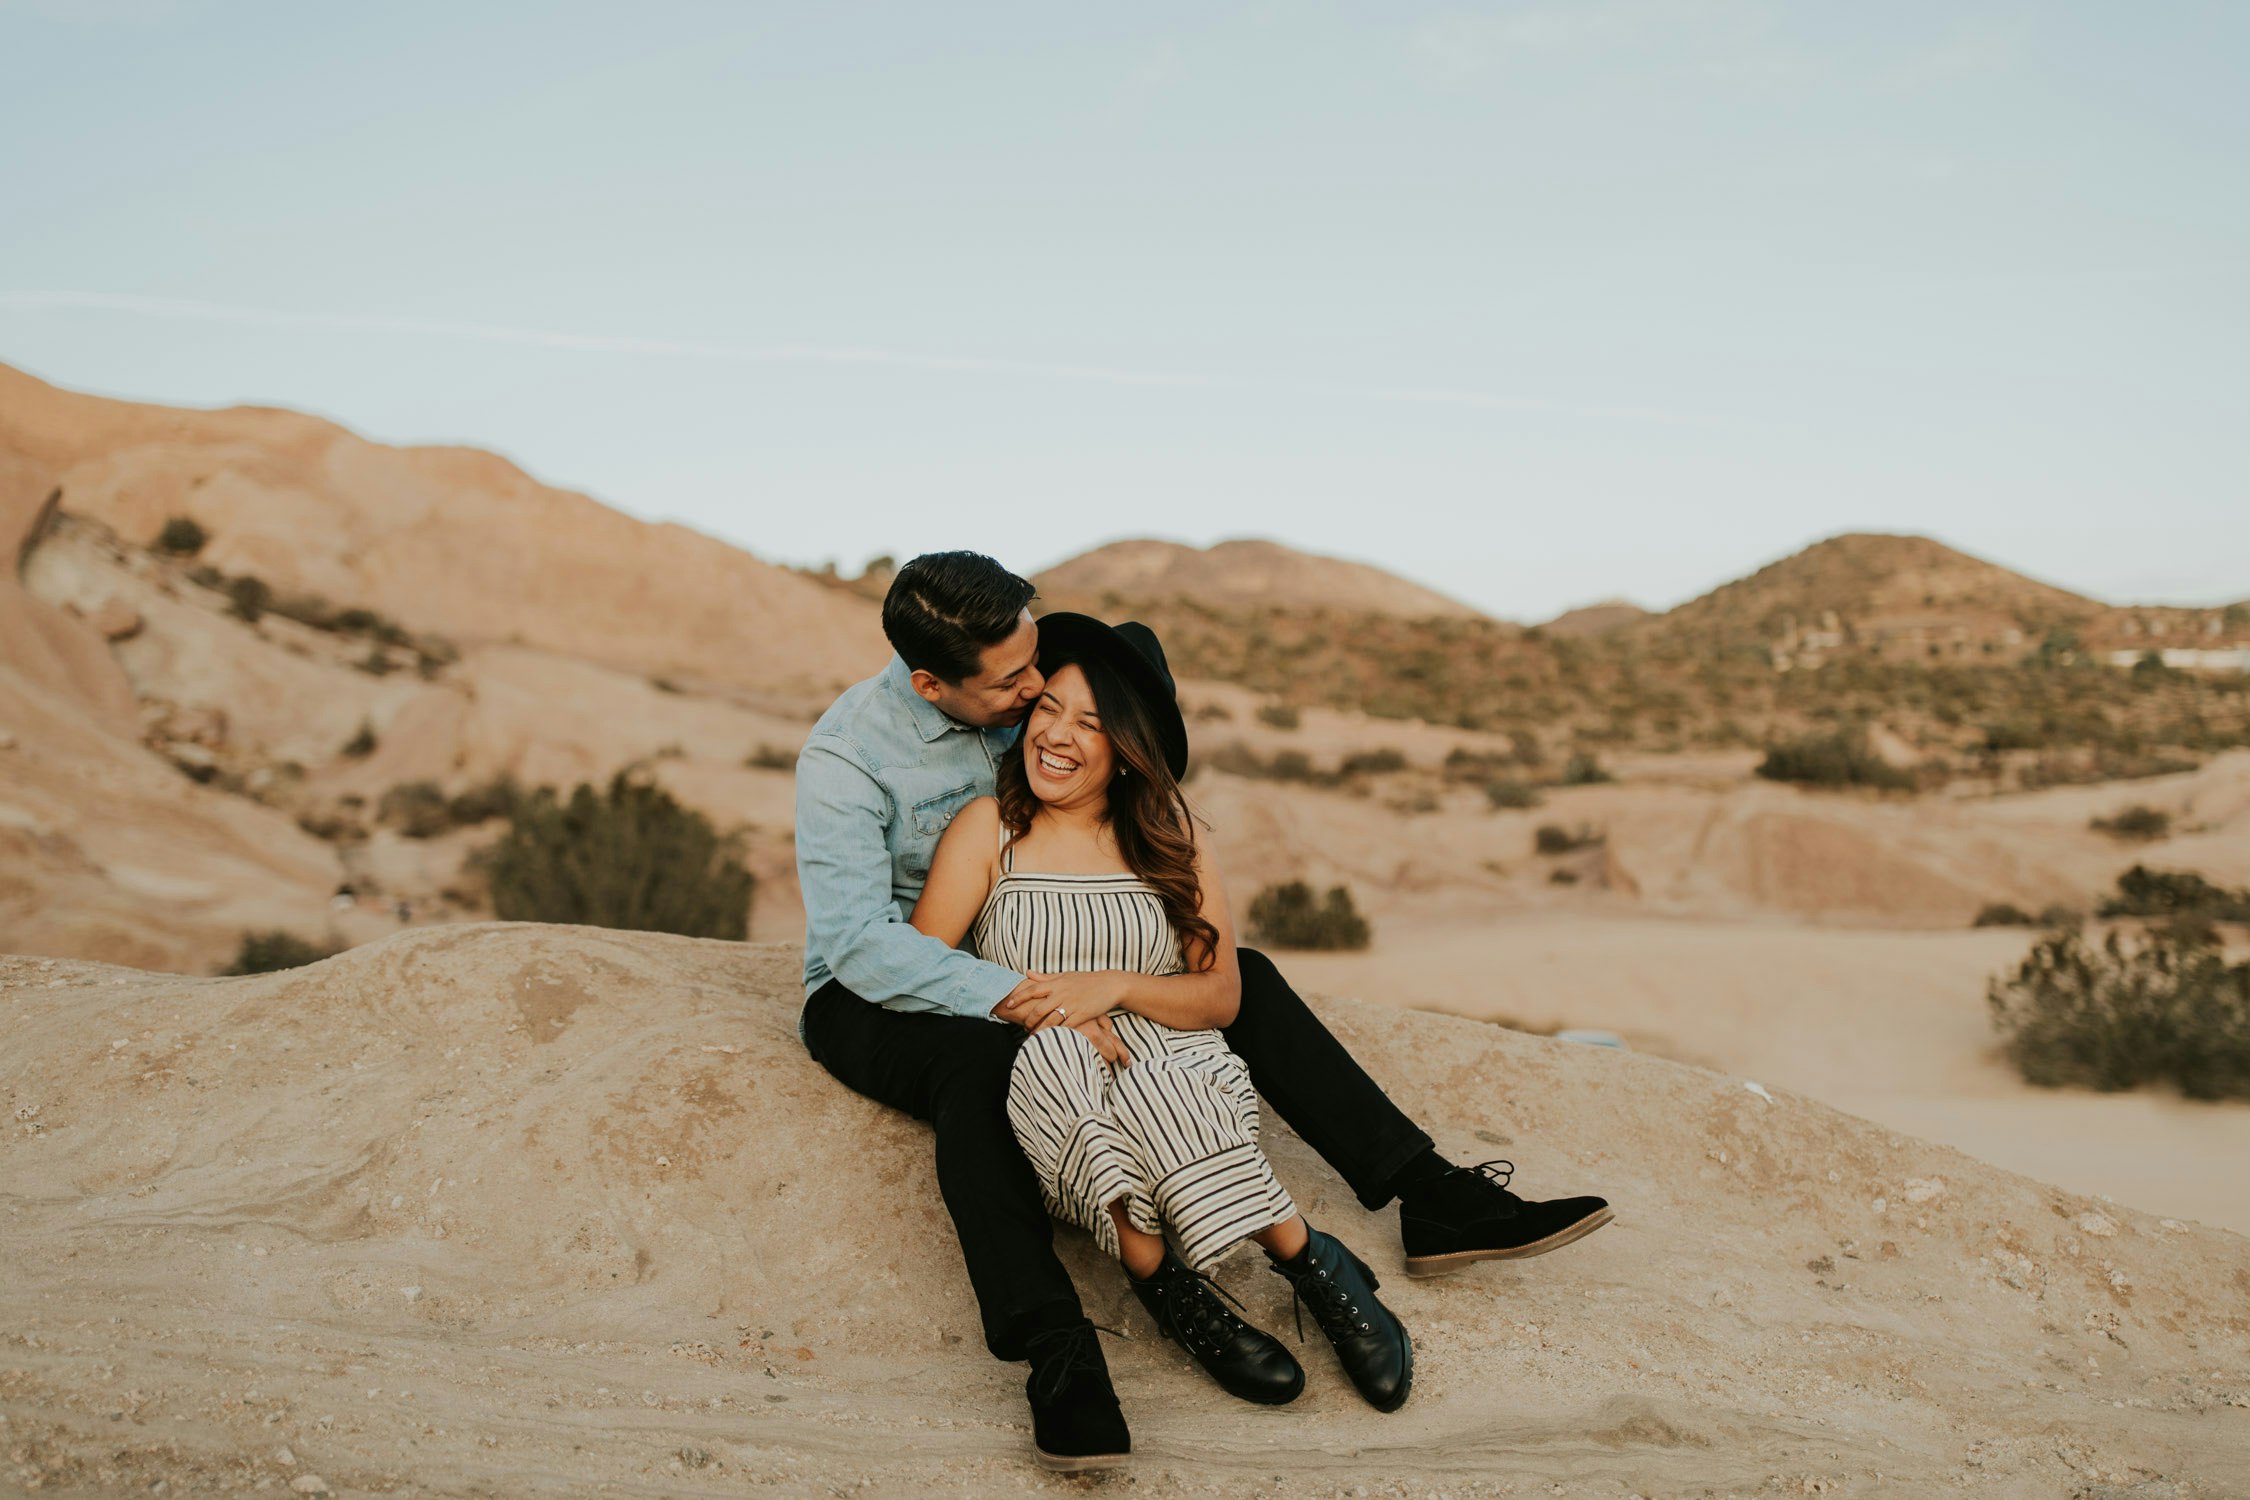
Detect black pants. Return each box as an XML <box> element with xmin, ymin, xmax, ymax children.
<box><xmin>798</xmin><ymin>945</ymin><xmax>1431</xmax><ymax>1361</ymax></box>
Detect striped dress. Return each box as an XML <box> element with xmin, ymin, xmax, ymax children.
<box><xmin>974</xmin><ymin>836</ymin><xmax>1297</xmax><ymax>1271</ymax></box>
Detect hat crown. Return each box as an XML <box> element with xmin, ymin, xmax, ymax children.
<box><xmin>1110</xmin><ymin>621</ymin><xmax>1175</xmax><ymax>699</ymax></box>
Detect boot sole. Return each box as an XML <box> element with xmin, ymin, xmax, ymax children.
<box><xmin>1033</xmin><ymin>1447</ymin><xmax>1130</xmax><ymax>1473</ymax></box>
<box><xmin>1402</xmin><ymin>1206</ymin><xmax>1615</xmax><ymax>1277</ymax></box>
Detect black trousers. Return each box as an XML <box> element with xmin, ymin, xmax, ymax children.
<box><xmin>798</xmin><ymin>945</ymin><xmax>1432</xmax><ymax>1361</ymax></box>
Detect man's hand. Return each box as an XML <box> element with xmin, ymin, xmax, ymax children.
<box><xmin>993</xmin><ymin>973</ymin><xmax>1051</xmax><ymax>1027</ymax></box>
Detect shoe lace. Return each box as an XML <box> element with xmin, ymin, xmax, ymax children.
<box><xmin>1461</xmin><ymin>1158</ymin><xmax>1518</xmax><ymax>1198</ymax></box>
<box><xmin>1278</xmin><ymin>1250</ymin><xmax>1370</xmax><ymax>1345</ymax></box>
<box><xmin>1156</xmin><ymin>1263</ymin><xmax>1252</xmax><ymax>1354</ymax></box>
<box><xmin>1024</xmin><ymin>1320</ymin><xmax>1119</xmax><ymax>1405</ymax></box>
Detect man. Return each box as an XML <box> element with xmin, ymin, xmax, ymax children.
<box><xmin>796</xmin><ymin>551</ymin><xmax>1610</xmax><ymax>1469</ymax></box>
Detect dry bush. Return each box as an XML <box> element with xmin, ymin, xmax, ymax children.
<box><xmin>2097</xmin><ymin>866</ymin><xmax>2250</xmax><ymax>923</ymax></box>
<box><xmin>1338</xmin><ymin>747</ymin><xmax>1408</xmax><ymax>777</ymax></box>
<box><xmin>220</xmin><ymin>930</ymin><xmax>334</xmax><ymax>975</ymax></box>
<box><xmin>226</xmin><ymin>574</ymin><xmax>271</xmax><ymax>623</ymax></box>
<box><xmin>1246</xmin><ymin>881</ymin><xmax>1370</xmax><ymax>951</ymax></box>
<box><xmin>1256</xmin><ymin>703</ymin><xmax>1302</xmax><ymax>731</ymax></box>
<box><xmin>1755</xmin><ymin>727</ymin><xmax>1914</xmax><ymax>790</ymax></box>
<box><xmin>483</xmin><ymin>772</ymin><xmax>753</xmax><ymax>940</ymax></box>
<box><xmin>1534</xmin><ymin>823</ymin><xmax>1604</xmax><ymax>855</ymax></box>
<box><xmin>1484</xmin><ymin>778</ymin><xmax>1542</xmax><ymax>809</ymax></box>
<box><xmin>2090</xmin><ymin>804</ymin><xmax>2171</xmax><ymax>841</ymax></box>
<box><xmin>1559</xmin><ymin>752</ymin><xmax>1614</xmax><ymax>786</ymax></box>
<box><xmin>1973</xmin><ymin>902</ymin><xmax>2035</xmax><ymax>928</ymax></box>
<box><xmin>378</xmin><ymin>781</ymin><xmax>453</xmax><ymax>839</ymax></box>
<box><xmin>156</xmin><ymin>516</ymin><xmax>207</xmax><ymax>555</ymax></box>
<box><xmin>746</xmin><ymin>744</ymin><xmax>797</xmax><ymax>771</ymax></box>
<box><xmin>1988</xmin><ymin>927</ymin><xmax>2250</xmax><ymax>1099</ymax></box>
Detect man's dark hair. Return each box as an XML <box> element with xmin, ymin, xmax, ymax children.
<box><xmin>882</xmin><ymin>551</ymin><xmax>1037</xmax><ymax>684</ymax></box>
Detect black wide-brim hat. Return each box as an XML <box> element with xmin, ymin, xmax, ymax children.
<box><xmin>1033</xmin><ymin>611</ymin><xmax>1190</xmax><ymax>780</ymax></box>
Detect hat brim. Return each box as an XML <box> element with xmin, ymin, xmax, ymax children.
<box><xmin>1034</xmin><ymin>612</ymin><xmax>1190</xmax><ymax>780</ymax></box>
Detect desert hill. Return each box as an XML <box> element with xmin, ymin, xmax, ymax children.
<box><xmin>1035</xmin><ymin>536</ymin><xmax>1485</xmax><ymax>620</ymax></box>
<box><xmin>1540</xmin><ymin>598</ymin><xmax>1649</xmax><ymax>636</ymax></box>
<box><xmin>1</xmin><ymin>924</ymin><xmax>2244</xmax><ymax>1496</ymax></box>
<box><xmin>1644</xmin><ymin>531</ymin><xmax>2250</xmax><ymax>670</ymax></box>
<box><xmin>0</xmin><ymin>362</ymin><xmax>886</xmax><ymax>699</ymax></box>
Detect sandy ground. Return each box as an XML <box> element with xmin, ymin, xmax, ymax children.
<box><xmin>3</xmin><ymin>925</ymin><xmax>2247</xmax><ymax>1498</ymax></box>
<box><xmin>1282</xmin><ymin>913</ymin><xmax>2250</xmax><ymax>1238</ymax></box>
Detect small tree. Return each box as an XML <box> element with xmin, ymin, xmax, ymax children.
<box><xmin>156</xmin><ymin>516</ymin><xmax>208</xmax><ymax>555</ymax></box>
<box><xmin>1246</xmin><ymin>881</ymin><xmax>1371</xmax><ymax>951</ymax></box>
<box><xmin>484</xmin><ymin>772</ymin><xmax>753</xmax><ymax>939</ymax></box>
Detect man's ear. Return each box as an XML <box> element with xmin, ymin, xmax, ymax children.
<box><xmin>908</xmin><ymin>668</ymin><xmax>948</xmax><ymax>705</ymax></box>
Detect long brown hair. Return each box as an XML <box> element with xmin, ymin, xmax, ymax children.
<box><xmin>995</xmin><ymin>651</ymin><xmax>1220</xmax><ymax>971</ymax></box>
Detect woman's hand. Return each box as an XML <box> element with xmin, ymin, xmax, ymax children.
<box><xmin>1012</xmin><ymin>970</ymin><xmax>1131</xmax><ymax>1033</ymax></box>
<box><xmin>1072</xmin><ymin>1015</ymin><xmax>1132</xmax><ymax>1069</ymax></box>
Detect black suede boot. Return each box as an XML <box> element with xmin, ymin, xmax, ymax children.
<box><xmin>1268</xmin><ymin>1225</ymin><xmax>1413</xmax><ymax>1412</ymax></box>
<box><xmin>1129</xmin><ymin>1249</ymin><xmax>1304</xmax><ymax>1405</ymax></box>
<box><xmin>1399</xmin><ymin>1159</ymin><xmax>1613</xmax><ymax>1277</ymax></box>
<box><xmin>1023</xmin><ymin>1318</ymin><xmax>1130</xmax><ymax>1472</ymax></box>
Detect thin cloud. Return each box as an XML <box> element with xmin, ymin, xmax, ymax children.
<box><xmin>0</xmin><ymin>288</ymin><xmax>1697</xmax><ymax>424</ymax></box>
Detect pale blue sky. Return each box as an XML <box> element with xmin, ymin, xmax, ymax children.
<box><xmin>2</xmin><ymin>2</ymin><xmax>2244</xmax><ymax>619</ymax></box>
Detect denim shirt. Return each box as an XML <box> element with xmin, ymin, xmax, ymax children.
<box><xmin>796</xmin><ymin>654</ymin><xmax>1025</xmax><ymax>1020</ymax></box>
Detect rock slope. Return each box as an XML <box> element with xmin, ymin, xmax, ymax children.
<box><xmin>2</xmin><ymin>925</ymin><xmax>2244</xmax><ymax>1496</ymax></box>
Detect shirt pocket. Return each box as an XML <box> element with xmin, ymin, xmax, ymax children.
<box><xmin>912</xmin><ymin>781</ymin><xmax>979</xmax><ymax>838</ymax></box>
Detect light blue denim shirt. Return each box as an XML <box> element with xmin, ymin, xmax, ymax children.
<box><xmin>796</xmin><ymin>654</ymin><xmax>1025</xmax><ymax>1020</ymax></box>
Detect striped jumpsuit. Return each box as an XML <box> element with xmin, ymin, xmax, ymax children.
<box><xmin>974</xmin><ymin>837</ymin><xmax>1298</xmax><ymax>1271</ymax></box>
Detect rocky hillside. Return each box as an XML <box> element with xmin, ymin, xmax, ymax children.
<box><xmin>0</xmin><ymin>362</ymin><xmax>886</xmax><ymax>699</ymax></box>
<box><xmin>0</xmin><ymin>925</ymin><xmax>2242</xmax><ymax>1495</ymax></box>
<box><xmin>1036</xmin><ymin>537</ymin><xmax>1484</xmax><ymax>620</ymax></box>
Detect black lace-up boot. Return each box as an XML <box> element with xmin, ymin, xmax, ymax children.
<box><xmin>1399</xmin><ymin>1158</ymin><xmax>1613</xmax><ymax>1277</ymax></box>
<box><xmin>1268</xmin><ymin>1225</ymin><xmax>1413</xmax><ymax>1412</ymax></box>
<box><xmin>1023</xmin><ymin>1318</ymin><xmax>1130</xmax><ymax>1472</ymax></box>
<box><xmin>1129</xmin><ymin>1249</ymin><xmax>1304</xmax><ymax>1405</ymax></box>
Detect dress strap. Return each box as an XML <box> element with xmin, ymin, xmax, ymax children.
<box><xmin>999</xmin><ymin>820</ymin><xmax>1015</xmax><ymax>873</ymax></box>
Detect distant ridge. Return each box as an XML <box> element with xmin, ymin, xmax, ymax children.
<box><xmin>1036</xmin><ymin>537</ymin><xmax>1484</xmax><ymax>620</ymax></box>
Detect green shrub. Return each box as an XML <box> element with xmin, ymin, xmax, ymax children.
<box><xmin>220</xmin><ymin>930</ymin><xmax>334</xmax><ymax>975</ymax></box>
<box><xmin>1534</xmin><ymin>823</ymin><xmax>1604</xmax><ymax>855</ymax></box>
<box><xmin>484</xmin><ymin>772</ymin><xmax>753</xmax><ymax>939</ymax></box>
<box><xmin>1246</xmin><ymin>881</ymin><xmax>1370</xmax><ymax>951</ymax></box>
<box><xmin>1988</xmin><ymin>927</ymin><xmax>2250</xmax><ymax>1099</ymax></box>
<box><xmin>226</xmin><ymin>574</ymin><xmax>271</xmax><ymax>623</ymax></box>
<box><xmin>1484</xmin><ymin>778</ymin><xmax>1543</xmax><ymax>809</ymax></box>
<box><xmin>1754</xmin><ymin>728</ymin><xmax>1915</xmax><ymax>790</ymax></box>
<box><xmin>1973</xmin><ymin>902</ymin><xmax>2034</xmax><ymax>928</ymax></box>
<box><xmin>156</xmin><ymin>516</ymin><xmax>208</xmax><ymax>555</ymax></box>
<box><xmin>2090</xmin><ymin>805</ymin><xmax>2171</xmax><ymax>841</ymax></box>
<box><xmin>1256</xmin><ymin>703</ymin><xmax>1302</xmax><ymax>731</ymax></box>
<box><xmin>2097</xmin><ymin>865</ymin><xmax>2250</xmax><ymax>923</ymax></box>
<box><xmin>1559</xmin><ymin>752</ymin><xmax>1614</xmax><ymax>786</ymax></box>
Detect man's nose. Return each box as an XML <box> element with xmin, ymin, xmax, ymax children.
<box><xmin>1020</xmin><ymin>669</ymin><xmax>1045</xmax><ymax>700</ymax></box>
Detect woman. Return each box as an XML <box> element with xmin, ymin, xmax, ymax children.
<box><xmin>909</xmin><ymin>613</ymin><xmax>1411</xmax><ymax>1413</ymax></box>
